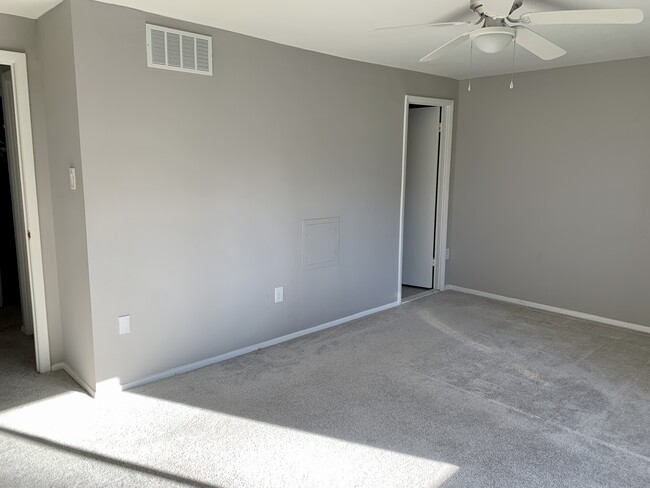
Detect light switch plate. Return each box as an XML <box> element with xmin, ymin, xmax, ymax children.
<box><xmin>69</xmin><ymin>168</ymin><xmax>76</xmax><ymax>190</ymax></box>
<box><xmin>274</xmin><ymin>287</ymin><xmax>284</xmax><ymax>303</ymax></box>
<box><xmin>118</xmin><ymin>315</ymin><xmax>130</xmax><ymax>335</ymax></box>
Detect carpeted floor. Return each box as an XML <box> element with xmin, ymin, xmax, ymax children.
<box><xmin>1</xmin><ymin>291</ymin><xmax>649</xmax><ymax>487</ymax></box>
<box><xmin>0</xmin><ymin>304</ymin><xmax>22</xmax><ymax>330</ymax></box>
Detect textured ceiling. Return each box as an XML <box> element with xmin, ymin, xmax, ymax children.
<box><xmin>6</xmin><ymin>0</ymin><xmax>650</xmax><ymax>79</ymax></box>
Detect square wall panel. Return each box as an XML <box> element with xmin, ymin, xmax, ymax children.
<box><xmin>302</xmin><ymin>217</ymin><xmax>340</xmax><ymax>270</ymax></box>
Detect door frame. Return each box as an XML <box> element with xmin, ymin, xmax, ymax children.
<box><xmin>1</xmin><ymin>50</ymin><xmax>51</xmax><ymax>372</ymax></box>
<box><xmin>398</xmin><ymin>95</ymin><xmax>454</xmax><ymax>302</ymax></box>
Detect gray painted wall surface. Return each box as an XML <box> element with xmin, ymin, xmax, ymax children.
<box><xmin>0</xmin><ymin>13</ymin><xmax>63</xmax><ymax>364</ymax></box>
<box><xmin>38</xmin><ymin>1</ymin><xmax>95</xmax><ymax>385</ymax></box>
<box><xmin>448</xmin><ymin>58</ymin><xmax>650</xmax><ymax>327</ymax></box>
<box><xmin>69</xmin><ymin>0</ymin><xmax>457</xmax><ymax>385</ymax></box>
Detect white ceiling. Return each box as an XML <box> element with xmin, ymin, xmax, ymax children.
<box><xmin>0</xmin><ymin>0</ymin><xmax>62</xmax><ymax>19</ymax></box>
<box><xmin>5</xmin><ymin>0</ymin><xmax>650</xmax><ymax>79</ymax></box>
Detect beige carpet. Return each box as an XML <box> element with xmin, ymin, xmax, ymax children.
<box><xmin>0</xmin><ymin>305</ymin><xmax>22</xmax><ymax>330</ymax></box>
<box><xmin>1</xmin><ymin>291</ymin><xmax>649</xmax><ymax>487</ymax></box>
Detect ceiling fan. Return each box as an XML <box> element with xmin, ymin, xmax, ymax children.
<box><xmin>381</xmin><ymin>0</ymin><xmax>644</xmax><ymax>62</ymax></box>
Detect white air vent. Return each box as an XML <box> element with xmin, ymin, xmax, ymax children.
<box><xmin>146</xmin><ymin>24</ymin><xmax>212</xmax><ymax>76</ymax></box>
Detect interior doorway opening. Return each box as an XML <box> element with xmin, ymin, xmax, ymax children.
<box><xmin>398</xmin><ymin>96</ymin><xmax>453</xmax><ymax>304</ymax></box>
<box><xmin>0</xmin><ymin>51</ymin><xmax>50</xmax><ymax>373</ymax></box>
<box><xmin>0</xmin><ymin>64</ymin><xmax>34</xmax><ymax>364</ymax></box>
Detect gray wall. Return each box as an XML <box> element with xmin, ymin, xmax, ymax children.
<box><xmin>38</xmin><ymin>0</ymin><xmax>95</xmax><ymax>386</ymax></box>
<box><xmin>0</xmin><ymin>13</ymin><xmax>63</xmax><ymax>364</ymax></box>
<box><xmin>68</xmin><ymin>0</ymin><xmax>458</xmax><ymax>385</ymax></box>
<box><xmin>448</xmin><ymin>57</ymin><xmax>650</xmax><ymax>327</ymax></box>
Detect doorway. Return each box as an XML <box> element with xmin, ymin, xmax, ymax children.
<box><xmin>0</xmin><ymin>52</ymin><xmax>50</xmax><ymax>373</ymax></box>
<box><xmin>1</xmin><ymin>65</ymin><xmax>33</xmax><ymax>367</ymax></box>
<box><xmin>398</xmin><ymin>96</ymin><xmax>453</xmax><ymax>303</ymax></box>
<box><xmin>0</xmin><ymin>70</ymin><xmax>21</xmax><ymax>325</ymax></box>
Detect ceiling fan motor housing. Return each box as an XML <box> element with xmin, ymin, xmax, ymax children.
<box><xmin>470</xmin><ymin>0</ymin><xmax>523</xmax><ymax>18</ymax></box>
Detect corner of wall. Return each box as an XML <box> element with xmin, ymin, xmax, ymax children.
<box><xmin>37</xmin><ymin>0</ymin><xmax>96</xmax><ymax>389</ymax></box>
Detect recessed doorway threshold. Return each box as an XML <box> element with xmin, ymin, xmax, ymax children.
<box><xmin>401</xmin><ymin>286</ymin><xmax>439</xmax><ymax>304</ymax></box>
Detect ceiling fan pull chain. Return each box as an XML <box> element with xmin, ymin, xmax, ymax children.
<box><xmin>510</xmin><ymin>32</ymin><xmax>517</xmax><ymax>89</ymax></box>
<box><xmin>468</xmin><ymin>39</ymin><xmax>474</xmax><ymax>92</ymax></box>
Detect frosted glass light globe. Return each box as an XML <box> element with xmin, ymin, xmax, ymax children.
<box><xmin>471</xmin><ymin>28</ymin><xmax>515</xmax><ymax>54</ymax></box>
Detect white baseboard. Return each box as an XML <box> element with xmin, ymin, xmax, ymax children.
<box><xmin>445</xmin><ymin>285</ymin><xmax>650</xmax><ymax>335</ymax></box>
<box><xmin>51</xmin><ymin>362</ymin><xmax>96</xmax><ymax>397</ymax></box>
<box><xmin>102</xmin><ymin>300</ymin><xmax>400</xmax><ymax>395</ymax></box>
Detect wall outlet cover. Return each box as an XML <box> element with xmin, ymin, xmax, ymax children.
<box><xmin>118</xmin><ymin>315</ymin><xmax>131</xmax><ymax>335</ymax></box>
<box><xmin>274</xmin><ymin>287</ymin><xmax>284</xmax><ymax>303</ymax></box>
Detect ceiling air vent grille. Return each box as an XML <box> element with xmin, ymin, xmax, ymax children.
<box><xmin>146</xmin><ymin>24</ymin><xmax>212</xmax><ymax>76</ymax></box>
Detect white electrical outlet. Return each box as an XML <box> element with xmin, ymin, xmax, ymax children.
<box><xmin>118</xmin><ymin>315</ymin><xmax>131</xmax><ymax>335</ymax></box>
<box><xmin>274</xmin><ymin>287</ymin><xmax>284</xmax><ymax>303</ymax></box>
<box><xmin>446</xmin><ymin>248</ymin><xmax>450</xmax><ymax>260</ymax></box>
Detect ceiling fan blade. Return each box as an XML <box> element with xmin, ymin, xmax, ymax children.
<box><xmin>482</xmin><ymin>0</ymin><xmax>519</xmax><ymax>18</ymax></box>
<box><xmin>376</xmin><ymin>21</ymin><xmax>475</xmax><ymax>31</ymax></box>
<box><xmin>419</xmin><ymin>32</ymin><xmax>470</xmax><ymax>62</ymax></box>
<box><xmin>515</xmin><ymin>28</ymin><xmax>566</xmax><ymax>60</ymax></box>
<box><xmin>520</xmin><ymin>8</ymin><xmax>644</xmax><ymax>26</ymax></box>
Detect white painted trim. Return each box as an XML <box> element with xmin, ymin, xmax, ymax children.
<box><xmin>446</xmin><ymin>285</ymin><xmax>650</xmax><ymax>335</ymax></box>
<box><xmin>397</xmin><ymin>100</ymin><xmax>409</xmax><ymax>303</ymax></box>
<box><xmin>51</xmin><ymin>362</ymin><xmax>96</xmax><ymax>397</ymax></box>
<box><xmin>98</xmin><ymin>300</ymin><xmax>400</xmax><ymax>395</ymax></box>
<box><xmin>0</xmin><ymin>50</ymin><xmax>51</xmax><ymax>372</ymax></box>
<box><xmin>436</xmin><ymin>102</ymin><xmax>453</xmax><ymax>293</ymax></box>
<box><xmin>398</xmin><ymin>96</ymin><xmax>454</xmax><ymax>302</ymax></box>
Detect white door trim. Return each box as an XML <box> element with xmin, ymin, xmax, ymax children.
<box><xmin>1</xmin><ymin>50</ymin><xmax>51</xmax><ymax>372</ymax></box>
<box><xmin>398</xmin><ymin>95</ymin><xmax>454</xmax><ymax>302</ymax></box>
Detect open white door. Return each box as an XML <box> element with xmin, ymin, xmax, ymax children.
<box><xmin>1</xmin><ymin>70</ymin><xmax>33</xmax><ymax>335</ymax></box>
<box><xmin>402</xmin><ymin>107</ymin><xmax>440</xmax><ymax>289</ymax></box>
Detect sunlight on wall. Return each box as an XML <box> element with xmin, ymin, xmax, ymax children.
<box><xmin>0</xmin><ymin>389</ymin><xmax>459</xmax><ymax>487</ymax></box>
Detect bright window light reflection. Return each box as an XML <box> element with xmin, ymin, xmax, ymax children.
<box><xmin>0</xmin><ymin>389</ymin><xmax>459</xmax><ymax>487</ymax></box>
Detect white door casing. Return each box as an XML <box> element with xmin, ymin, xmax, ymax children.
<box><xmin>0</xmin><ymin>51</ymin><xmax>50</xmax><ymax>372</ymax></box>
<box><xmin>398</xmin><ymin>95</ymin><xmax>454</xmax><ymax>302</ymax></box>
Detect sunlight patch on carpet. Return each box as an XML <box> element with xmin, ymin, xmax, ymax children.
<box><xmin>0</xmin><ymin>390</ymin><xmax>458</xmax><ymax>487</ymax></box>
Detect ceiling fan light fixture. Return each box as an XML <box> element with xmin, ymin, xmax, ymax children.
<box><xmin>471</xmin><ymin>27</ymin><xmax>515</xmax><ymax>54</ymax></box>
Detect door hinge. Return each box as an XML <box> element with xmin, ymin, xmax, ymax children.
<box><xmin>432</xmin><ymin>258</ymin><xmax>437</xmax><ymax>267</ymax></box>
<box><xmin>438</xmin><ymin>123</ymin><xmax>443</xmax><ymax>133</ymax></box>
